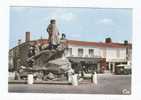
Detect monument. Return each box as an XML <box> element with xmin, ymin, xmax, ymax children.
<box><xmin>26</xmin><ymin>19</ymin><xmax>73</xmax><ymax>81</ymax></box>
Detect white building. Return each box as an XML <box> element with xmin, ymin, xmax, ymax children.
<box><xmin>65</xmin><ymin>38</ymin><xmax>132</xmax><ymax>73</ymax></box>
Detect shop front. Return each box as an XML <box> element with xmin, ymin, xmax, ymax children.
<box><xmin>67</xmin><ymin>57</ymin><xmax>106</xmax><ymax>73</ymax></box>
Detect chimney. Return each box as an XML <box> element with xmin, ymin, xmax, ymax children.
<box><xmin>124</xmin><ymin>40</ymin><xmax>128</xmax><ymax>45</ymax></box>
<box><xmin>25</xmin><ymin>32</ymin><xmax>31</xmax><ymax>42</ymax></box>
<box><xmin>18</xmin><ymin>39</ymin><xmax>21</xmax><ymax>45</ymax></box>
<box><xmin>105</xmin><ymin>37</ymin><xmax>112</xmax><ymax>43</ymax></box>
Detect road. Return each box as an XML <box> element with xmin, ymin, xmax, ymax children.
<box><xmin>8</xmin><ymin>74</ymin><xmax>131</xmax><ymax>94</ymax></box>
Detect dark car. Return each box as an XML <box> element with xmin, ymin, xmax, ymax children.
<box><xmin>115</xmin><ymin>64</ymin><xmax>131</xmax><ymax>75</ymax></box>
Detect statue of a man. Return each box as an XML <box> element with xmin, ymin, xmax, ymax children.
<box><xmin>47</xmin><ymin>19</ymin><xmax>60</xmax><ymax>48</ymax></box>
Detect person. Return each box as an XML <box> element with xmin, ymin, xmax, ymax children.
<box><xmin>91</xmin><ymin>71</ymin><xmax>95</xmax><ymax>83</ymax></box>
<box><xmin>61</xmin><ymin>33</ymin><xmax>66</xmax><ymax>40</ymax></box>
<box><xmin>58</xmin><ymin>33</ymin><xmax>68</xmax><ymax>50</ymax></box>
<box><xmin>47</xmin><ymin>19</ymin><xmax>60</xmax><ymax>49</ymax></box>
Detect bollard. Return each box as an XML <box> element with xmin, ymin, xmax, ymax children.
<box><xmin>92</xmin><ymin>72</ymin><xmax>97</xmax><ymax>85</ymax></box>
<box><xmin>67</xmin><ymin>69</ymin><xmax>74</xmax><ymax>83</ymax></box>
<box><xmin>27</xmin><ymin>74</ymin><xmax>34</xmax><ymax>84</ymax></box>
<box><xmin>94</xmin><ymin>72</ymin><xmax>98</xmax><ymax>85</ymax></box>
<box><xmin>68</xmin><ymin>74</ymin><xmax>72</xmax><ymax>83</ymax></box>
<box><xmin>72</xmin><ymin>74</ymin><xmax>78</xmax><ymax>86</ymax></box>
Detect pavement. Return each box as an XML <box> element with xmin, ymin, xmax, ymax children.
<box><xmin>8</xmin><ymin>74</ymin><xmax>131</xmax><ymax>95</ymax></box>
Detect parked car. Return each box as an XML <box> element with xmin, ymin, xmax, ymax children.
<box><xmin>115</xmin><ymin>64</ymin><xmax>131</xmax><ymax>75</ymax></box>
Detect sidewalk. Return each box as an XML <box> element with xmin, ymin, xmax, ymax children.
<box><xmin>9</xmin><ymin>75</ymin><xmax>131</xmax><ymax>94</ymax></box>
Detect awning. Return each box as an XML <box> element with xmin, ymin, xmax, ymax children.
<box><xmin>67</xmin><ymin>57</ymin><xmax>103</xmax><ymax>64</ymax></box>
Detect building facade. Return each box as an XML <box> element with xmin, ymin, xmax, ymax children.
<box><xmin>65</xmin><ymin>39</ymin><xmax>132</xmax><ymax>73</ymax></box>
<box><xmin>9</xmin><ymin>32</ymin><xmax>132</xmax><ymax>73</ymax></box>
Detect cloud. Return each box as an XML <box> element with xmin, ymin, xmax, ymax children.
<box><xmin>98</xmin><ymin>18</ymin><xmax>113</xmax><ymax>24</ymax></box>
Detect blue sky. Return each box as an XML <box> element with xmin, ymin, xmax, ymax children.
<box><xmin>10</xmin><ymin>7</ymin><xmax>132</xmax><ymax>48</ymax></box>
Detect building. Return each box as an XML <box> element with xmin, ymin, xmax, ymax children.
<box><xmin>9</xmin><ymin>32</ymin><xmax>132</xmax><ymax>73</ymax></box>
<box><xmin>65</xmin><ymin>39</ymin><xmax>132</xmax><ymax>73</ymax></box>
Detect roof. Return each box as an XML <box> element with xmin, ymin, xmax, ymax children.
<box><xmin>33</xmin><ymin>39</ymin><xmax>132</xmax><ymax>48</ymax></box>
<box><xmin>67</xmin><ymin>40</ymin><xmax>132</xmax><ymax>48</ymax></box>
<box><xmin>10</xmin><ymin>39</ymin><xmax>132</xmax><ymax>51</ymax></box>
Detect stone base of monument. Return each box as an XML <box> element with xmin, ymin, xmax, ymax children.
<box><xmin>26</xmin><ymin>41</ymin><xmax>73</xmax><ymax>82</ymax></box>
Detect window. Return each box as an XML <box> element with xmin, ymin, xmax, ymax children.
<box><xmin>68</xmin><ymin>48</ymin><xmax>72</xmax><ymax>56</ymax></box>
<box><xmin>89</xmin><ymin>49</ymin><xmax>94</xmax><ymax>57</ymax></box>
<box><xmin>78</xmin><ymin>48</ymin><xmax>83</xmax><ymax>57</ymax></box>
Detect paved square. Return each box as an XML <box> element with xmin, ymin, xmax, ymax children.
<box><xmin>8</xmin><ymin>74</ymin><xmax>131</xmax><ymax>94</ymax></box>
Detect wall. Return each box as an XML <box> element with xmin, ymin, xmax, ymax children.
<box><xmin>66</xmin><ymin>44</ymin><xmax>128</xmax><ymax>63</ymax></box>
<box><xmin>66</xmin><ymin>45</ymin><xmax>101</xmax><ymax>58</ymax></box>
<box><xmin>9</xmin><ymin>42</ymin><xmax>32</xmax><ymax>70</ymax></box>
<box><xmin>106</xmin><ymin>48</ymin><xmax>126</xmax><ymax>62</ymax></box>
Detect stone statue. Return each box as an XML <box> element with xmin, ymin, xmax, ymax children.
<box><xmin>26</xmin><ymin>20</ymin><xmax>73</xmax><ymax>81</ymax></box>
<box><xmin>47</xmin><ymin>19</ymin><xmax>60</xmax><ymax>49</ymax></box>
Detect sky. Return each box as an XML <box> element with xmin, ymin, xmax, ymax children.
<box><xmin>10</xmin><ymin>7</ymin><xmax>132</xmax><ymax>48</ymax></box>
